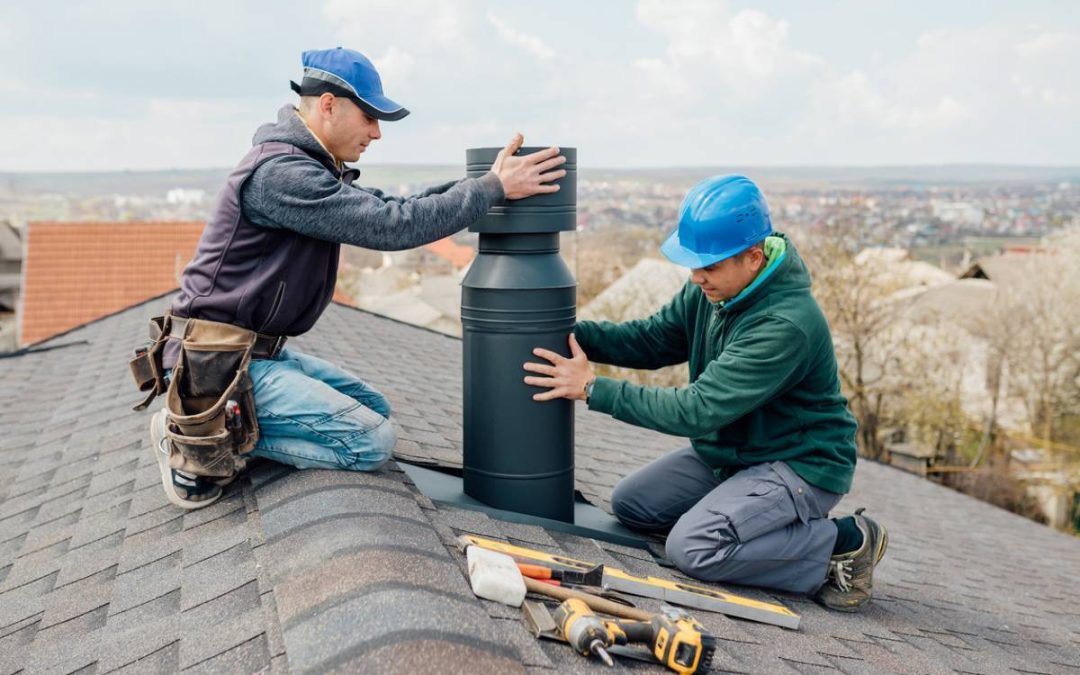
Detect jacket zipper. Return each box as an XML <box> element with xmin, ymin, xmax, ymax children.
<box><xmin>707</xmin><ymin>304</ymin><xmax>724</xmax><ymax>361</ymax></box>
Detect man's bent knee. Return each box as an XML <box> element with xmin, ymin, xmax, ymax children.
<box><xmin>341</xmin><ymin>419</ymin><xmax>395</xmax><ymax>472</ymax></box>
<box><xmin>665</xmin><ymin>515</ymin><xmax>739</xmax><ymax>580</ymax></box>
<box><xmin>611</xmin><ymin>478</ymin><xmax>670</xmax><ymax>532</ymax></box>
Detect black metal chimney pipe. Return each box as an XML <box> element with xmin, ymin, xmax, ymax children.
<box><xmin>461</xmin><ymin>147</ymin><xmax>577</xmax><ymax>522</ymax></box>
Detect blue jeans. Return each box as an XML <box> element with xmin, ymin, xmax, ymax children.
<box><xmin>243</xmin><ymin>349</ymin><xmax>396</xmax><ymax>471</ymax></box>
<box><xmin>164</xmin><ymin>349</ymin><xmax>395</xmax><ymax>472</ymax></box>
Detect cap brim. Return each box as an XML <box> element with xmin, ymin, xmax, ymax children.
<box><xmin>355</xmin><ymin>93</ymin><xmax>410</xmax><ymax>121</ymax></box>
<box><xmin>660</xmin><ymin>229</ymin><xmax>727</xmax><ymax>269</ymax></box>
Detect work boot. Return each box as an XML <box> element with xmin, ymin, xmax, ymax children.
<box><xmin>813</xmin><ymin>508</ymin><xmax>888</xmax><ymax>612</ymax></box>
<box><xmin>150</xmin><ymin>408</ymin><xmax>223</xmax><ymax>510</ymax></box>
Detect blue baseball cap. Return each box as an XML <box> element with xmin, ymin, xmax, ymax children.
<box><xmin>290</xmin><ymin>47</ymin><xmax>409</xmax><ymax>121</ymax></box>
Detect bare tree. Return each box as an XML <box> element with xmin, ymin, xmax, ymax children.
<box><xmin>803</xmin><ymin>231</ymin><xmax>909</xmax><ymax>459</ymax></box>
<box><xmin>998</xmin><ymin>228</ymin><xmax>1080</xmax><ymax>449</ymax></box>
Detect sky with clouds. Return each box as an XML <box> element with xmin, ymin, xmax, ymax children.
<box><xmin>0</xmin><ymin>0</ymin><xmax>1076</xmax><ymax>171</ymax></box>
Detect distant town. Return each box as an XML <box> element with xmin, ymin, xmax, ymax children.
<box><xmin>3</xmin><ymin>164</ymin><xmax>1077</xmax><ymax>272</ymax></box>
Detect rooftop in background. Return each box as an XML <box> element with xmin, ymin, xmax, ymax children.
<box><xmin>961</xmin><ymin>251</ymin><xmax>1046</xmax><ymax>286</ymax></box>
<box><xmin>423</xmin><ymin>237</ymin><xmax>475</xmax><ymax>270</ymax></box>
<box><xmin>0</xmin><ymin>295</ymin><xmax>1077</xmax><ymax>673</ymax></box>
<box><xmin>0</xmin><ymin>222</ymin><xmax>20</xmax><ymax>263</ymax></box>
<box><xmin>18</xmin><ymin>221</ymin><xmax>204</xmax><ymax>346</ymax></box>
<box><xmin>0</xmin><ymin>223</ymin><xmax>21</xmax><ymax>314</ymax></box>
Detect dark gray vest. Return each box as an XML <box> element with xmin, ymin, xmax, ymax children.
<box><xmin>165</xmin><ymin>141</ymin><xmax>356</xmax><ymax>368</ymax></box>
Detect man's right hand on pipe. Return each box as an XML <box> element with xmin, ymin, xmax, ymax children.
<box><xmin>491</xmin><ymin>133</ymin><xmax>567</xmax><ymax>199</ymax></box>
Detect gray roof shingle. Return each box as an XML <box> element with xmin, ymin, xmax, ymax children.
<box><xmin>1</xmin><ymin>294</ymin><xmax>1078</xmax><ymax>674</ymax></box>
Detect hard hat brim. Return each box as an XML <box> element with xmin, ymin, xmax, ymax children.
<box><xmin>661</xmin><ymin>228</ymin><xmax>741</xmax><ymax>269</ymax></box>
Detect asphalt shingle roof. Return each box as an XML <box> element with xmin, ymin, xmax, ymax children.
<box><xmin>1</xmin><ymin>294</ymin><xmax>1078</xmax><ymax>674</ymax></box>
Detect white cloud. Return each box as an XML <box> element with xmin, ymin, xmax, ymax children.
<box><xmin>373</xmin><ymin>47</ymin><xmax>417</xmax><ymax>85</ymax></box>
<box><xmin>630</xmin><ymin>1</ymin><xmax>1078</xmax><ymax>164</ymax></box>
<box><xmin>0</xmin><ymin>1</ymin><xmax>1075</xmax><ymax>169</ymax></box>
<box><xmin>634</xmin><ymin>0</ymin><xmax>822</xmax><ymax>103</ymax></box>
<box><xmin>1015</xmin><ymin>30</ymin><xmax>1072</xmax><ymax>56</ymax></box>
<box><xmin>820</xmin><ymin>71</ymin><xmax>971</xmax><ymax>131</ymax></box>
<box><xmin>486</xmin><ymin>11</ymin><xmax>556</xmax><ymax>61</ymax></box>
<box><xmin>323</xmin><ymin>0</ymin><xmax>468</xmax><ymax>52</ymax></box>
<box><xmin>0</xmin><ymin>97</ymin><xmax>272</xmax><ymax>171</ymax></box>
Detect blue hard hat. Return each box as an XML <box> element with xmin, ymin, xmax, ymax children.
<box><xmin>290</xmin><ymin>47</ymin><xmax>409</xmax><ymax>121</ymax></box>
<box><xmin>660</xmin><ymin>175</ymin><xmax>773</xmax><ymax>269</ymax></box>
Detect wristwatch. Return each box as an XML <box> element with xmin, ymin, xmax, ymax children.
<box><xmin>584</xmin><ymin>378</ymin><xmax>596</xmax><ymax>402</ymax></box>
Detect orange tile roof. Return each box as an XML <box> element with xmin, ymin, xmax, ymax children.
<box><xmin>332</xmin><ymin>288</ymin><xmax>357</xmax><ymax>307</ymax></box>
<box><xmin>20</xmin><ymin>221</ymin><xmax>205</xmax><ymax>345</ymax></box>
<box><xmin>423</xmin><ymin>237</ymin><xmax>475</xmax><ymax>269</ymax></box>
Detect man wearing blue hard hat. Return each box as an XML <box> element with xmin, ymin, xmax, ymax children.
<box><xmin>141</xmin><ymin>47</ymin><xmax>565</xmax><ymax>511</ymax></box>
<box><xmin>525</xmin><ymin>175</ymin><xmax>886</xmax><ymax>612</ymax></box>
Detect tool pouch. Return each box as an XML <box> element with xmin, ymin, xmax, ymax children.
<box><xmin>128</xmin><ymin>315</ymin><xmax>171</xmax><ymax>412</ymax></box>
<box><xmin>163</xmin><ymin>318</ymin><xmax>260</xmax><ymax>479</ymax></box>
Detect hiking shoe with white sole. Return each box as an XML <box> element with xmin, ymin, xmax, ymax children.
<box><xmin>150</xmin><ymin>409</ymin><xmax>223</xmax><ymax>510</ymax></box>
<box><xmin>813</xmin><ymin>508</ymin><xmax>888</xmax><ymax>612</ymax></box>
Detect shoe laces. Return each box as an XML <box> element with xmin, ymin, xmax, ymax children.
<box><xmin>828</xmin><ymin>557</ymin><xmax>854</xmax><ymax>593</ymax></box>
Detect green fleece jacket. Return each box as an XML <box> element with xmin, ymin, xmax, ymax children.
<box><xmin>577</xmin><ymin>234</ymin><xmax>858</xmax><ymax>494</ymax></box>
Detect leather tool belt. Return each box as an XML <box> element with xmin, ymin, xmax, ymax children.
<box><xmin>128</xmin><ymin>314</ymin><xmax>273</xmax><ymax>479</ymax></box>
<box><xmin>167</xmin><ymin>316</ymin><xmax>287</xmax><ymax>361</ymax></box>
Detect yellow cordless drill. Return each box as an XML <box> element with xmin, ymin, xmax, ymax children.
<box><xmin>552</xmin><ymin>598</ymin><xmax>716</xmax><ymax>674</ymax></box>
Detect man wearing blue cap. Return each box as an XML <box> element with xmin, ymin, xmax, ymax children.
<box><xmin>150</xmin><ymin>48</ymin><xmax>564</xmax><ymax>510</ymax></box>
<box><xmin>524</xmin><ymin>176</ymin><xmax>887</xmax><ymax>612</ymax></box>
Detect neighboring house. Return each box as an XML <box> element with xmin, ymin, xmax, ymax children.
<box><xmin>579</xmin><ymin>257</ymin><xmax>686</xmax><ymax>324</ymax></box>
<box><xmin>893</xmin><ymin>277</ymin><xmax>1030</xmax><ymax>430</ymax></box>
<box><xmin>855</xmin><ymin>247</ymin><xmax>955</xmax><ymax>290</ymax></box>
<box><xmin>339</xmin><ymin>238</ymin><xmax>475</xmax><ymax>337</ymax></box>
<box><xmin>0</xmin><ymin>222</ymin><xmax>22</xmax><ymax>352</ymax></box>
<box><xmin>960</xmin><ymin>252</ymin><xmax>1037</xmax><ymax>286</ymax></box>
<box><xmin>580</xmin><ymin>257</ymin><xmax>689</xmax><ymax>388</ymax></box>
<box><xmin>379</xmin><ymin>236</ymin><xmax>477</xmax><ymax>276</ymax></box>
<box><xmin>887</xmin><ymin>441</ymin><xmax>941</xmax><ymax>478</ymax></box>
<box><xmin>18</xmin><ymin>221</ymin><xmax>205</xmax><ymax>346</ymax></box>
<box><xmin>423</xmin><ymin>236</ymin><xmax>475</xmax><ymax>271</ymax></box>
<box><xmin>867</xmin><ymin>252</ymin><xmax>1034</xmax><ymax>432</ymax></box>
<box><xmin>0</xmin><ymin>222</ymin><xmax>20</xmax><ymax>310</ymax></box>
<box><xmin>1</xmin><ymin>295</ymin><xmax>1078</xmax><ymax>672</ymax></box>
<box><xmin>359</xmin><ymin>274</ymin><xmax>464</xmax><ymax>337</ymax></box>
<box><xmin>347</xmin><ymin>266</ymin><xmax>464</xmax><ymax>337</ymax></box>
<box><xmin>900</xmin><ymin>277</ymin><xmax>996</xmax><ymax>332</ymax></box>
<box><xmin>1009</xmin><ymin>447</ymin><xmax>1080</xmax><ymax>530</ymax></box>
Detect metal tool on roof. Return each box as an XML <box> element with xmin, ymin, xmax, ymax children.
<box><xmin>459</xmin><ymin>534</ymin><xmax>801</xmax><ymax>630</ymax></box>
<box><xmin>516</xmin><ymin>562</ymin><xmax>605</xmax><ymax>587</ymax></box>
<box><xmin>524</xmin><ymin>598</ymin><xmax>715</xmax><ymax>674</ymax></box>
<box><xmin>517</xmin><ymin>562</ymin><xmax>637</xmax><ymax>606</ymax></box>
<box><xmin>555</xmin><ymin>597</ymin><xmax>716</xmax><ymax>675</ymax></box>
<box><xmin>461</xmin><ymin>146</ymin><xmax>578</xmax><ymax>523</ymax></box>
<box><xmin>553</xmin><ymin>597</ymin><xmax>616</xmax><ymax>667</ymax></box>
<box><xmin>523</xmin><ymin>600</ymin><xmax>659</xmax><ymax>667</ymax></box>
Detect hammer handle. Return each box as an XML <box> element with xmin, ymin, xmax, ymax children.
<box><xmin>523</xmin><ymin>576</ymin><xmax>652</xmax><ymax>621</ymax></box>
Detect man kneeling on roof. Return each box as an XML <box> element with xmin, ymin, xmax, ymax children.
<box><xmin>523</xmin><ymin>175</ymin><xmax>887</xmax><ymax>612</ymax></box>
<box><xmin>138</xmin><ymin>47</ymin><xmax>565</xmax><ymax>511</ymax></box>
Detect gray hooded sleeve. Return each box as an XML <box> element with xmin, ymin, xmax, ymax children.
<box><xmin>241</xmin><ymin>154</ymin><xmax>504</xmax><ymax>251</ymax></box>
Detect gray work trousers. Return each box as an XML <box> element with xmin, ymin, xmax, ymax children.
<box><xmin>611</xmin><ymin>447</ymin><xmax>842</xmax><ymax>595</ymax></box>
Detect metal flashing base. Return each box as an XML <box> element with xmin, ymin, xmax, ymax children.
<box><xmin>399</xmin><ymin>461</ymin><xmax>652</xmax><ymax>550</ymax></box>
